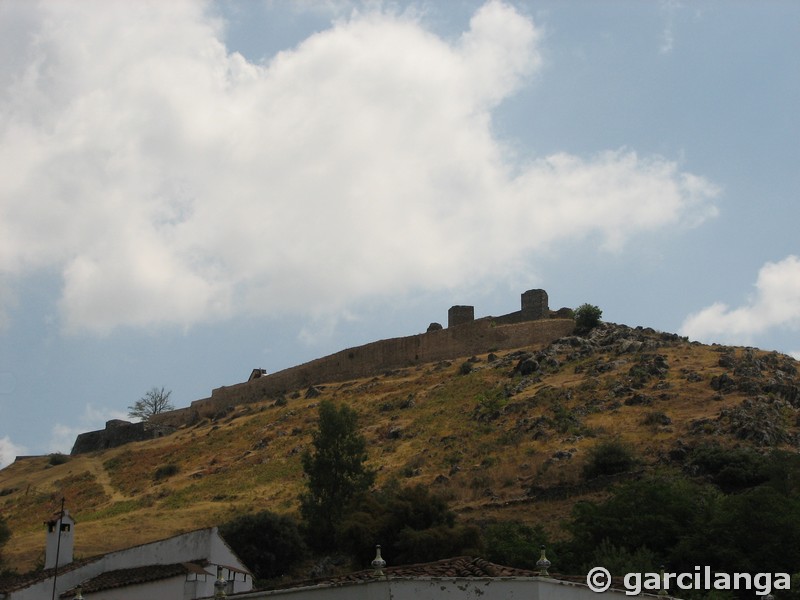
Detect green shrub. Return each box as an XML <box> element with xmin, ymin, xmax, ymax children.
<box><xmin>220</xmin><ymin>511</ymin><xmax>307</xmax><ymax>582</ymax></box>
<box><xmin>565</xmin><ymin>475</ymin><xmax>716</xmax><ymax>572</ymax></box>
<box><xmin>337</xmin><ymin>484</ymin><xmax>481</xmax><ymax>566</ymax></box>
<box><xmin>687</xmin><ymin>444</ymin><xmax>768</xmax><ymax>492</ymax></box>
<box><xmin>153</xmin><ymin>464</ymin><xmax>180</xmax><ymax>481</ymax></box>
<box><xmin>575</xmin><ymin>303</ymin><xmax>602</xmax><ymax>334</ymax></box>
<box><xmin>580</xmin><ymin>539</ymin><xmax>659</xmax><ymax>578</ymax></box>
<box><xmin>481</xmin><ymin>521</ymin><xmax>549</xmax><ymax>570</ymax></box>
<box><xmin>472</xmin><ymin>389</ymin><xmax>506</xmax><ymax>422</ymax></box>
<box><xmin>582</xmin><ymin>439</ymin><xmax>638</xmax><ymax>479</ymax></box>
<box><xmin>641</xmin><ymin>411</ymin><xmax>671</xmax><ymax>427</ymax></box>
<box><xmin>48</xmin><ymin>453</ymin><xmax>71</xmax><ymax>466</ymax></box>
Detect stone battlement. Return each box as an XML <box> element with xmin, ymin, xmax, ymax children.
<box><xmin>146</xmin><ymin>289</ymin><xmax>574</xmax><ymax>427</ymax></box>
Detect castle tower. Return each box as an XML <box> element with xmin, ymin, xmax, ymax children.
<box><xmin>45</xmin><ymin>508</ymin><xmax>75</xmax><ymax>569</ymax></box>
<box><xmin>521</xmin><ymin>289</ymin><xmax>549</xmax><ymax>320</ymax></box>
<box><xmin>448</xmin><ymin>305</ymin><xmax>474</xmax><ymax>328</ymax></box>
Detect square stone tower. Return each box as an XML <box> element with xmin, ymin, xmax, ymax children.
<box><xmin>448</xmin><ymin>305</ymin><xmax>475</xmax><ymax>328</ymax></box>
<box><xmin>521</xmin><ymin>289</ymin><xmax>549</xmax><ymax>320</ymax></box>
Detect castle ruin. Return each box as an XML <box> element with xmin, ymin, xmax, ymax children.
<box><xmin>69</xmin><ymin>289</ymin><xmax>574</xmax><ymax>451</ymax></box>
<box><xmin>71</xmin><ymin>419</ymin><xmax>175</xmax><ymax>455</ymax></box>
<box><xmin>144</xmin><ymin>288</ymin><xmax>574</xmax><ymax>429</ymax></box>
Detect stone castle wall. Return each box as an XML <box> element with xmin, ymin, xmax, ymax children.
<box><xmin>71</xmin><ymin>419</ymin><xmax>175</xmax><ymax>455</ymax></box>
<box><xmin>142</xmin><ymin>289</ymin><xmax>575</xmax><ymax>429</ymax></box>
<box><xmin>150</xmin><ymin>316</ymin><xmax>574</xmax><ymax>426</ymax></box>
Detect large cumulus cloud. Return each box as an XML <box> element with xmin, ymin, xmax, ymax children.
<box><xmin>680</xmin><ymin>255</ymin><xmax>800</xmax><ymax>349</ymax></box>
<box><xmin>0</xmin><ymin>0</ymin><xmax>719</xmax><ymax>334</ymax></box>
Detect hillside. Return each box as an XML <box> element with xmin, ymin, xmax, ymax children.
<box><xmin>2</xmin><ymin>322</ymin><xmax>799</xmax><ymax>571</ymax></box>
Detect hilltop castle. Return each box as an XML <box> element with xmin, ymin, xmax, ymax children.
<box><xmin>72</xmin><ymin>289</ymin><xmax>574</xmax><ymax>452</ymax></box>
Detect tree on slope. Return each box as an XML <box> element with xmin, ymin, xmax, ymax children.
<box><xmin>575</xmin><ymin>303</ymin><xmax>602</xmax><ymax>334</ymax></box>
<box><xmin>300</xmin><ymin>400</ymin><xmax>375</xmax><ymax>552</ymax></box>
<box><xmin>128</xmin><ymin>386</ymin><xmax>173</xmax><ymax>421</ymax></box>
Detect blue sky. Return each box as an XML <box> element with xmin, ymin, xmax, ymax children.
<box><xmin>1</xmin><ymin>0</ymin><xmax>798</xmax><ymax>466</ymax></box>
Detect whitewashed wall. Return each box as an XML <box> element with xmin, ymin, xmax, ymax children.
<box><xmin>228</xmin><ymin>576</ymin><xmax>636</xmax><ymax>600</ymax></box>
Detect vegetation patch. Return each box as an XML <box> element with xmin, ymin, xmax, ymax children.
<box><xmin>153</xmin><ymin>464</ymin><xmax>180</xmax><ymax>481</ymax></box>
<box><xmin>581</xmin><ymin>439</ymin><xmax>639</xmax><ymax>480</ymax></box>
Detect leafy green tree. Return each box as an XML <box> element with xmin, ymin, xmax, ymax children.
<box><xmin>395</xmin><ymin>523</ymin><xmax>482</xmax><ymax>564</ymax></box>
<box><xmin>128</xmin><ymin>386</ymin><xmax>173</xmax><ymax>421</ymax></box>
<box><xmin>337</xmin><ymin>483</ymin><xmax>480</xmax><ymax>566</ymax></box>
<box><xmin>686</xmin><ymin>444</ymin><xmax>770</xmax><ymax>492</ymax></box>
<box><xmin>300</xmin><ymin>400</ymin><xmax>375</xmax><ymax>552</ymax></box>
<box><xmin>678</xmin><ymin>485</ymin><xmax>800</xmax><ymax>575</ymax></box>
<box><xmin>574</xmin><ymin>303</ymin><xmax>602</xmax><ymax>334</ymax></box>
<box><xmin>581</xmin><ymin>539</ymin><xmax>659</xmax><ymax>578</ymax></box>
<box><xmin>481</xmin><ymin>521</ymin><xmax>549</xmax><ymax>570</ymax></box>
<box><xmin>565</xmin><ymin>475</ymin><xmax>717</xmax><ymax>572</ymax></box>
<box><xmin>220</xmin><ymin>511</ymin><xmax>307</xmax><ymax>583</ymax></box>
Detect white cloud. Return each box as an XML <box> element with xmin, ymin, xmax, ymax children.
<box><xmin>0</xmin><ymin>0</ymin><xmax>719</xmax><ymax>335</ymax></box>
<box><xmin>0</xmin><ymin>436</ymin><xmax>27</xmax><ymax>468</ymax></box>
<box><xmin>680</xmin><ymin>255</ymin><xmax>800</xmax><ymax>345</ymax></box>
<box><xmin>659</xmin><ymin>0</ymin><xmax>681</xmax><ymax>55</ymax></box>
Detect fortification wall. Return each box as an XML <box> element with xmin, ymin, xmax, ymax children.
<box><xmin>71</xmin><ymin>419</ymin><xmax>175</xmax><ymax>455</ymax></box>
<box><xmin>166</xmin><ymin>317</ymin><xmax>574</xmax><ymax>421</ymax></box>
<box><xmin>143</xmin><ymin>289</ymin><xmax>573</xmax><ymax>430</ymax></box>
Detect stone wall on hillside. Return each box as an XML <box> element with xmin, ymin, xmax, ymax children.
<box><xmin>71</xmin><ymin>419</ymin><xmax>175</xmax><ymax>455</ymax></box>
<box><xmin>144</xmin><ymin>289</ymin><xmax>574</xmax><ymax>428</ymax></box>
<box><xmin>187</xmin><ymin>318</ymin><xmax>574</xmax><ymax>419</ymax></box>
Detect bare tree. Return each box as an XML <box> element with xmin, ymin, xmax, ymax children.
<box><xmin>128</xmin><ymin>386</ymin><xmax>174</xmax><ymax>421</ymax></box>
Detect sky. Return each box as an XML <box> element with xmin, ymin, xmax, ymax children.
<box><xmin>1</xmin><ymin>0</ymin><xmax>798</xmax><ymax>467</ymax></box>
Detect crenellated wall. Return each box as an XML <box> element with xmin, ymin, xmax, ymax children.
<box><xmin>144</xmin><ymin>290</ymin><xmax>575</xmax><ymax>429</ymax></box>
<box><xmin>148</xmin><ymin>318</ymin><xmax>574</xmax><ymax>426</ymax></box>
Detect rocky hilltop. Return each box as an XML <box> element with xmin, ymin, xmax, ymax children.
<box><xmin>1</xmin><ymin>322</ymin><xmax>799</xmax><ymax>571</ymax></box>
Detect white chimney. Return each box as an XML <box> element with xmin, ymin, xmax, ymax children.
<box><xmin>45</xmin><ymin>508</ymin><xmax>75</xmax><ymax>569</ymax></box>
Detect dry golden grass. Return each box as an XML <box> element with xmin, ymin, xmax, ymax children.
<box><xmin>2</xmin><ymin>333</ymin><xmax>797</xmax><ymax>571</ymax></box>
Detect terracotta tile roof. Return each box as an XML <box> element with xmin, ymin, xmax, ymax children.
<box><xmin>59</xmin><ymin>560</ymin><xmax>209</xmax><ymax>597</ymax></box>
<box><xmin>0</xmin><ymin>557</ymin><xmax>99</xmax><ymax>594</ymax></box>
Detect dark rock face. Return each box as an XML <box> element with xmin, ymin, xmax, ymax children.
<box><xmin>70</xmin><ymin>420</ymin><xmax>175</xmax><ymax>455</ymax></box>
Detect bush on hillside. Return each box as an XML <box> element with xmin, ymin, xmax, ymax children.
<box><xmin>687</xmin><ymin>444</ymin><xmax>769</xmax><ymax>492</ymax></box>
<box><xmin>574</xmin><ymin>303</ymin><xmax>602</xmax><ymax>334</ymax></box>
<box><xmin>565</xmin><ymin>475</ymin><xmax>716</xmax><ymax>572</ymax></box>
<box><xmin>48</xmin><ymin>453</ymin><xmax>71</xmax><ymax>466</ymax></box>
<box><xmin>153</xmin><ymin>463</ymin><xmax>180</xmax><ymax>481</ymax></box>
<box><xmin>582</xmin><ymin>439</ymin><xmax>638</xmax><ymax>480</ymax></box>
<box><xmin>336</xmin><ymin>483</ymin><xmax>481</xmax><ymax>567</ymax></box>
<box><xmin>220</xmin><ymin>511</ymin><xmax>308</xmax><ymax>582</ymax></box>
<box><xmin>481</xmin><ymin>521</ymin><xmax>549</xmax><ymax>570</ymax></box>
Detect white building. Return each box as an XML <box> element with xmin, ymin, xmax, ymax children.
<box><xmin>230</xmin><ymin>556</ymin><xmax>639</xmax><ymax>600</ymax></box>
<box><xmin>0</xmin><ymin>511</ymin><xmax>252</xmax><ymax>600</ymax></box>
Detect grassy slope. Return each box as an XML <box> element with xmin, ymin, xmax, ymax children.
<box><xmin>2</xmin><ymin>324</ymin><xmax>798</xmax><ymax>571</ymax></box>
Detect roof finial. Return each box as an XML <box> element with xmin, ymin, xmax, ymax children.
<box><xmin>372</xmin><ymin>544</ymin><xmax>387</xmax><ymax>576</ymax></box>
<box><xmin>214</xmin><ymin>566</ymin><xmax>227</xmax><ymax>598</ymax></box>
<box><xmin>536</xmin><ymin>545</ymin><xmax>551</xmax><ymax>577</ymax></box>
<box><xmin>658</xmin><ymin>565</ymin><xmax>668</xmax><ymax>596</ymax></box>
